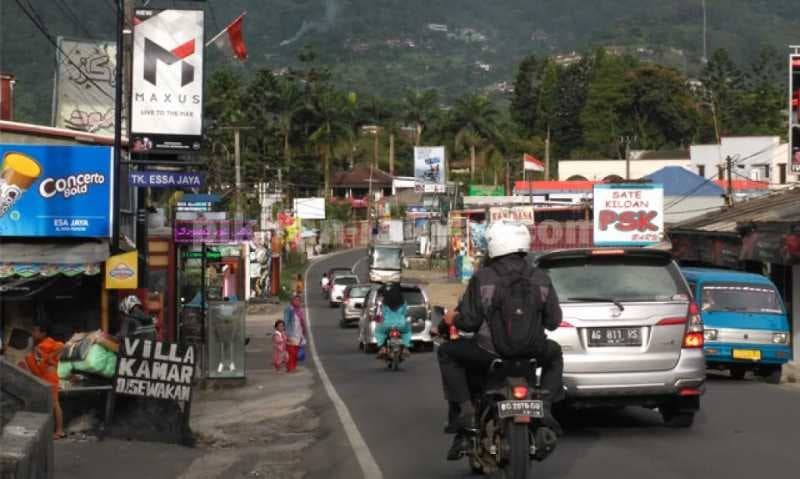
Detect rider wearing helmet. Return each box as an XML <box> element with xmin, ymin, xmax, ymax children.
<box><xmin>437</xmin><ymin>220</ymin><xmax>564</xmax><ymax>460</ymax></box>
<box><xmin>117</xmin><ymin>295</ymin><xmax>157</xmax><ymax>341</ymax></box>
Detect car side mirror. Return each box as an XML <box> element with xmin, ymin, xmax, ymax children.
<box><xmin>354</xmin><ymin>303</ymin><xmax>363</xmax><ymax>309</ymax></box>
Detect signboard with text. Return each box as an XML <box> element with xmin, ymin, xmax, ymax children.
<box><xmin>173</xmin><ymin>220</ymin><xmax>255</xmax><ymax>243</ymax></box>
<box><xmin>114</xmin><ymin>338</ymin><xmax>195</xmax><ymax>402</ymax></box>
<box><xmin>131</xmin><ymin>9</ymin><xmax>204</xmax><ymax>154</ymax></box>
<box><xmin>593</xmin><ymin>184</ymin><xmax>663</xmax><ymax>246</ymax></box>
<box><xmin>293</xmin><ymin>197</ymin><xmax>325</xmax><ymax>219</ymax></box>
<box><xmin>489</xmin><ymin>205</ymin><xmax>535</xmax><ymax>225</ymax></box>
<box><xmin>129</xmin><ymin>171</ymin><xmax>204</xmax><ymax>188</ymax></box>
<box><xmin>790</xmin><ymin>55</ymin><xmax>800</xmax><ymax>173</ymax></box>
<box><xmin>0</xmin><ymin>145</ymin><xmax>112</xmax><ymax>238</ymax></box>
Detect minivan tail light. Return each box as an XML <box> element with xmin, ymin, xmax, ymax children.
<box><xmin>683</xmin><ymin>332</ymin><xmax>704</xmax><ymax>348</ymax></box>
<box><xmin>682</xmin><ymin>302</ymin><xmax>704</xmax><ymax>348</ymax></box>
<box><xmin>590</xmin><ymin>249</ymin><xmax>625</xmax><ymax>256</ymax></box>
<box><xmin>657</xmin><ymin>318</ymin><xmax>688</xmax><ymax>326</ymax></box>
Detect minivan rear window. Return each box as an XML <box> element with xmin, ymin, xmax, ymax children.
<box><xmin>542</xmin><ymin>256</ymin><xmax>687</xmax><ymax>302</ymax></box>
<box><xmin>401</xmin><ymin>289</ymin><xmax>425</xmax><ymax>305</ymax></box>
<box><xmin>701</xmin><ymin>283</ymin><xmax>784</xmax><ymax>314</ymax></box>
<box><xmin>335</xmin><ymin>277</ymin><xmax>358</xmax><ymax>285</ymax></box>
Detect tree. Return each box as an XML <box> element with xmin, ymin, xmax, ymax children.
<box><xmin>510</xmin><ymin>55</ymin><xmax>541</xmax><ymax>135</ymax></box>
<box><xmin>205</xmin><ymin>69</ymin><xmax>244</xmax><ymax>191</ymax></box>
<box><xmin>451</xmin><ymin>93</ymin><xmax>499</xmax><ymax>179</ymax></box>
<box><xmin>270</xmin><ymin>78</ymin><xmax>306</xmax><ymax>173</ymax></box>
<box><xmin>553</xmin><ymin>57</ymin><xmax>592</xmax><ymax>159</ymax></box>
<box><xmin>536</xmin><ymin>59</ymin><xmax>560</xmax><ymax>178</ymax></box>
<box><xmin>701</xmin><ymin>49</ymin><xmax>745</xmax><ymax>136</ymax></box>
<box><xmin>310</xmin><ymin>89</ymin><xmax>356</xmax><ymax>197</ymax></box>
<box><xmin>403</xmin><ymin>89</ymin><xmax>439</xmax><ymax>145</ymax></box>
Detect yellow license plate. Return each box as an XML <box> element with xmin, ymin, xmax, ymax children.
<box><xmin>732</xmin><ymin>349</ymin><xmax>761</xmax><ymax>361</ymax></box>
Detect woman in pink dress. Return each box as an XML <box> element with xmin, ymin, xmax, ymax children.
<box><xmin>272</xmin><ymin>319</ymin><xmax>289</xmax><ymax>372</ymax></box>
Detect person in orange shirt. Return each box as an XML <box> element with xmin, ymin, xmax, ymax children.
<box><xmin>22</xmin><ymin>320</ymin><xmax>65</xmax><ymax>439</ymax></box>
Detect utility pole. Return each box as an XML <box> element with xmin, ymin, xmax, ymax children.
<box><xmin>726</xmin><ymin>155</ymin><xmax>735</xmax><ymax>206</ymax></box>
<box><xmin>544</xmin><ymin>127</ymin><xmax>551</xmax><ymax>181</ymax></box>
<box><xmin>220</xmin><ymin>126</ymin><xmax>254</xmax><ymax>219</ymax></box>
<box><xmin>111</xmin><ymin>0</ymin><xmax>125</xmax><ymax>253</ymax></box>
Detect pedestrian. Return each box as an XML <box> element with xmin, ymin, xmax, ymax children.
<box><xmin>20</xmin><ymin>319</ymin><xmax>65</xmax><ymax>439</ymax></box>
<box><xmin>272</xmin><ymin>319</ymin><xmax>289</xmax><ymax>372</ymax></box>
<box><xmin>283</xmin><ymin>295</ymin><xmax>307</xmax><ymax>373</ymax></box>
<box><xmin>294</xmin><ymin>273</ymin><xmax>305</xmax><ymax>297</ymax></box>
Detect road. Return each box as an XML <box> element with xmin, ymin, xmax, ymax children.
<box><xmin>307</xmin><ymin>249</ymin><xmax>800</xmax><ymax>478</ymax></box>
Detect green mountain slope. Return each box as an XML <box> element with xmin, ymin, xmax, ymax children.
<box><xmin>2</xmin><ymin>0</ymin><xmax>800</xmax><ymax>124</ymax></box>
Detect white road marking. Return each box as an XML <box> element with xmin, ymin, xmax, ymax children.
<box><xmin>303</xmin><ymin>249</ymin><xmax>382</xmax><ymax>479</ymax></box>
<box><xmin>352</xmin><ymin>254</ymin><xmax>368</xmax><ymax>280</ymax></box>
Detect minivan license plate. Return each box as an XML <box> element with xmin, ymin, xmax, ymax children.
<box><xmin>588</xmin><ymin>327</ymin><xmax>642</xmax><ymax>347</ymax></box>
<box><xmin>497</xmin><ymin>400</ymin><xmax>544</xmax><ymax>419</ymax></box>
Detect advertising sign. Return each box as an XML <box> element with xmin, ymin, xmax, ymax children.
<box><xmin>593</xmin><ymin>184</ymin><xmax>663</xmax><ymax>246</ymax></box>
<box><xmin>0</xmin><ymin>145</ymin><xmax>112</xmax><ymax>238</ymax></box>
<box><xmin>105</xmin><ymin>251</ymin><xmax>138</xmax><ymax>289</ymax></box>
<box><xmin>414</xmin><ymin>146</ymin><xmax>446</xmax><ymax>193</ymax></box>
<box><xmin>54</xmin><ymin>38</ymin><xmax>117</xmax><ymax>136</ymax></box>
<box><xmin>114</xmin><ymin>337</ymin><xmax>195</xmax><ymax>402</ymax></box>
<box><xmin>293</xmin><ymin>197</ymin><xmax>326</xmax><ymax>220</ymax></box>
<box><xmin>173</xmin><ymin>220</ymin><xmax>255</xmax><ymax>244</ymax></box>
<box><xmin>129</xmin><ymin>170</ymin><xmax>204</xmax><ymax>188</ymax></box>
<box><xmin>131</xmin><ymin>9</ymin><xmax>204</xmax><ymax>154</ymax></box>
<box><xmin>489</xmin><ymin>205</ymin><xmax>535</xmax><ymax>225</ymax></box>
<box><xmin>791</xmin><ymin>55</ymin><xmax>800</xmax><ymax>173</ymax></box>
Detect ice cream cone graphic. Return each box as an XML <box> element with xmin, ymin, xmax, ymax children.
<box><xmin>0</xmin><ymin>152</ymin><xmax>42</xmax><ymax>218</ymax></box>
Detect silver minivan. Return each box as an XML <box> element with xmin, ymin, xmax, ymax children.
<box><xmin>537</xmin><ymin>248</ymin><xmax>705</xmax><ymax>427</ymax></box>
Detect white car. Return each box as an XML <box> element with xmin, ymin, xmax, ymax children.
<box><xmin>329</xmin><ymin>275</ymin><xmax>359</xmax><ymax>307</ymax></box>
<box><xmin>358</xmin><ymin>283</ymin><xmax>434</xmax><ymax>352</ymax></box>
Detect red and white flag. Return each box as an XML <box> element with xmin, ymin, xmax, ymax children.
<box><xmin>523</xmin><ymin>153</ymin><xmax>544</xmax><ymax>172</ymax></box>
<box><xmin>206</xmin><ymin>12</ymin><xmax>248</xmax><ymax>61</ymax></box>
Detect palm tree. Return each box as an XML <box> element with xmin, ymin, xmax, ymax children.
<box><xmin>403</xmin><ymin>89</ymin><xmax>439</xmax><ymax>145</ymax></box>
<box><xmin>269</xmin><ymin>78</ymin><xmax>305</xmax><ymax>174</ymax></box>
<box><xmin>310</xmin><ymin>90</ymin><xmax>355</xmax><ymax>197</ymax></box>
<box><xmin>451</xmin><ymin>94</ymin><xmax>500</xmax><ymax>180</ymax></box>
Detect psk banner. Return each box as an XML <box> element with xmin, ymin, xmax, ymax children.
<box><xmin>0</xmin><ymin>145</ymin><xmax>112</xmax><ymax>238</ymax></box>
<box><xmin>593</xmin><ymin>183</ymin><xmax>663</xmax><ymax>246</ymax></box>
<box><xmin>131</xmin><ymin>9</ymin><xmax>204</xmax><ymax>154</ymax></box>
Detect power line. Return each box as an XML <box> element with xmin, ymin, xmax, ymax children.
<box><xmin>13</xmin><ymin>0</ymin><xmax>114</xmax><ymax>101</ymax></box>
<box><xmin>53</xmin><ymin>0</ymin><xmax>96</xmax><ymax>40</ymax></box>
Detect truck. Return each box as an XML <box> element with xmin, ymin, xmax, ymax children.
<box><xmin>368</xmin><ymin>243</ymin><xmax>403</xmax><ymax>283</ymax></box>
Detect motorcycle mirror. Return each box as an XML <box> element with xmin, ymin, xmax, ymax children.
<box><xmin>432</xmin><ymin>305</ymin><xmax>446</xmax><ymax>316</ymax></box>
<box><xmin>354</xmin><ymin>303</ymin><xmax>363</xmax><ymax>309</ymax></box>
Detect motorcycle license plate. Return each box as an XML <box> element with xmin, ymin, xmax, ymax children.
<box><xmin>497</xmin><ymin>400</ymin><xmax>544</xmax><ymax>419</ymax></box>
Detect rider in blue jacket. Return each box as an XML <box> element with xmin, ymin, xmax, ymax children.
<box><xmin>375</xmin><ymin>282</ymin><xmax>412</xmax><ymax>356</ymax></box>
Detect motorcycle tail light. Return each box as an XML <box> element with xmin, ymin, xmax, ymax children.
<box><xmin>390</xmin><ymin>329</ymin><xmax>400</xmax><ymax>338</ymax></box>
<box><xmin>512</xmin><ymin>386</ymin><xmax>528</xmax><ymax>400</ymax></box>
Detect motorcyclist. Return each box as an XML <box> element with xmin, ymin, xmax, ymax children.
<box><xmin>320</xmin><ymin>273</ymin><xmax>330</xmax><ymax>295</ymax></box>
<box><xmin>374</xmin><ymin>282</ymin><xmax>412</xmax><ymax>358</ymax></box>
<box><xmin>117</xmin><ymin>295</ymin><xmax>157</xmax><ymax>341</ymax></box>
<box><xmin>437</xmin><ymin>220</ymin><xmax>564</xmax><ymax>460</ymax></box>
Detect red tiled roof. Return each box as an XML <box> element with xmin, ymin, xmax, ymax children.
<box><xmin>712</xmin><ymin>179</ymin><xmax>769</xmax><ymax>190</ymax></box>
<box><xmin>514</xmin><ymin>180</ymin><xmax>599</xmax><ymax>191</ymax></box>
<box><xmin>332</xmin><ymin>166</ymin><xmax>393</xmax><ymax>187</ymax></box>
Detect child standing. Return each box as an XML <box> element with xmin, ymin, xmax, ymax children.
<box><xmin>272</xmin><ymin>320</ymin><xmax>289</xmax><ymax>372</ymax></box>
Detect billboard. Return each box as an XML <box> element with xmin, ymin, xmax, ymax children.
<box><xmin>414</xmin><ymin>146</ymin><xmax>445</xmax><ymax>193</ymax></box>
<box><xmin>488</xmin><ymin>205</ymin><xmax>535</xmax><ymax>225</ymax></box>
<box><xmin>54</xmin><ymin>38</ymin><xmax>117</xmax><ymax>136</ymax></box>
<box><xmin>131</xmin><ymin>9</ymin><xmax>204</xmax><ymax>154</ymax></box>
<box><xmin>791</xmin><ymin>55</ymin><xmax>800</xmax><ymax>173</ymax></box>
<box><xmin>294</xmin><ymin>197</ymin><xmax>326</xmax><ymax>220</ymax></box>
<box><xmin>593</xmin><ymin>184</ymin><xmax>663</xmax><ymax>246</ymax></box>
<box><xmin>0</xmin><ymin>145</ymin><xmax>113</xmax><ymax>238</ymax></box>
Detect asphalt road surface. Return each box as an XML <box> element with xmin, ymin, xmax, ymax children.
<box><xmin>308</xmin><ymin>249</ymin><xmax>800</xmax><ymax>478</ymax></box>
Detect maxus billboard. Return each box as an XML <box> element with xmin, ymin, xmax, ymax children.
<box><xmin>131</xmin><ymin>9</ymin><xmax>204</xmax><ymax>154</ymax></box>
<box><xmin>0</xmin><ymin>145</ymin><xmax>113</xmax><ymax>238</ymax></box>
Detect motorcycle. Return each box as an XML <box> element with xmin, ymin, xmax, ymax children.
<box><xmin>321</xmin><ymin>282</ymin><xmax>331</xmax><ymax>300</ymax></box>
<box><xmin>431</xmin><ymin>306</ymin><xmax>558</xmax><ymax>478</ymax></box>
<box><xmin>384</xmin><ymin>327</ymin><xmax>405</xmax><ymax>371</ymax></box>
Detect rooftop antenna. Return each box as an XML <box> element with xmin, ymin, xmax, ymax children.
<box><xmin>701</xmin><ymin>0</ymin><xmax>708</xmax><ymax>64</ymax></box>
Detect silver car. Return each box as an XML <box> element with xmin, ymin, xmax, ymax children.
<box><xmin>340</xmin><ymin>284</ymin><xmax>373</xmax><ymax>328</ymax></box>
<box><xmin>329</xmin><ymin>274</ymin><xmax>358</xmax><ymax>307</ymax></box>
<box><xmin>537</xmin><ymin>248</ymin><xmax>705</xmax><ymax>427</ymax></box>
<box><xmin>358</xmin><ymin>283</ymin><xmax>434</xmax><ymax>352</ymax></box>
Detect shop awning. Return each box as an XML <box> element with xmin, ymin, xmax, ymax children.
<box><xmin>0</xmin><ymin>240</ymin><xmax>109</xmax><ymax>278</ymax></box>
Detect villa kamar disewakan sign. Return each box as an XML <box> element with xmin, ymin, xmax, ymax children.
<box><xmin>114</xmin><ymin>338</ymin><xmax>195</xmax><ymax>402</ymax></box>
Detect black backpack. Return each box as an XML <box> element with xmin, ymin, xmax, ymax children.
<box><xmin>487</xmin><ymin>260</ymin><xmax>545</xmax><ymax>358</ymax></box>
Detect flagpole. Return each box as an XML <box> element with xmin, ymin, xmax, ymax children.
<box><xmin>205</xmin><ymin>11</ymin><xmax>247</xmax><ymax>47</ymax></box>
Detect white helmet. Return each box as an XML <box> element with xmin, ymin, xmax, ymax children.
<box><xmin>119</xmin><ymin>295</ymin><xmax>142</xmax><ymax>315</ymax></box>
<box><xmin>486</xmin><ymin>219</ymin><xmax>531</xmax><ymax>258</ymax></box>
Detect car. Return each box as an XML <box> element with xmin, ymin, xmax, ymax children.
<box><xmin>329</xmin><ymin>274</ymin><xmax>359</xmax><ymax>307</ymax></box>
<box><xmin>358</xmin><ymin>283</ymin><xmax>434</xmax><ymax>353</ymax></box>
<box><xmin>340</xmin><ymin>283</ymin><xmax>373</xmax><ymax>328</ymax></box>
<box><xmin>536</xmin><ymin>248</ymin><xmax>705</xmax><ymax>427</ymax></box>
<box><xmin>328</xmin><ymin>267</ymin><xmax>354</xmax><ymax>280</ymax></box>
<box><xmin>682</xmin><ymin>267</ymin><xmax>792</xmax><ymax>383</ymax></box>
